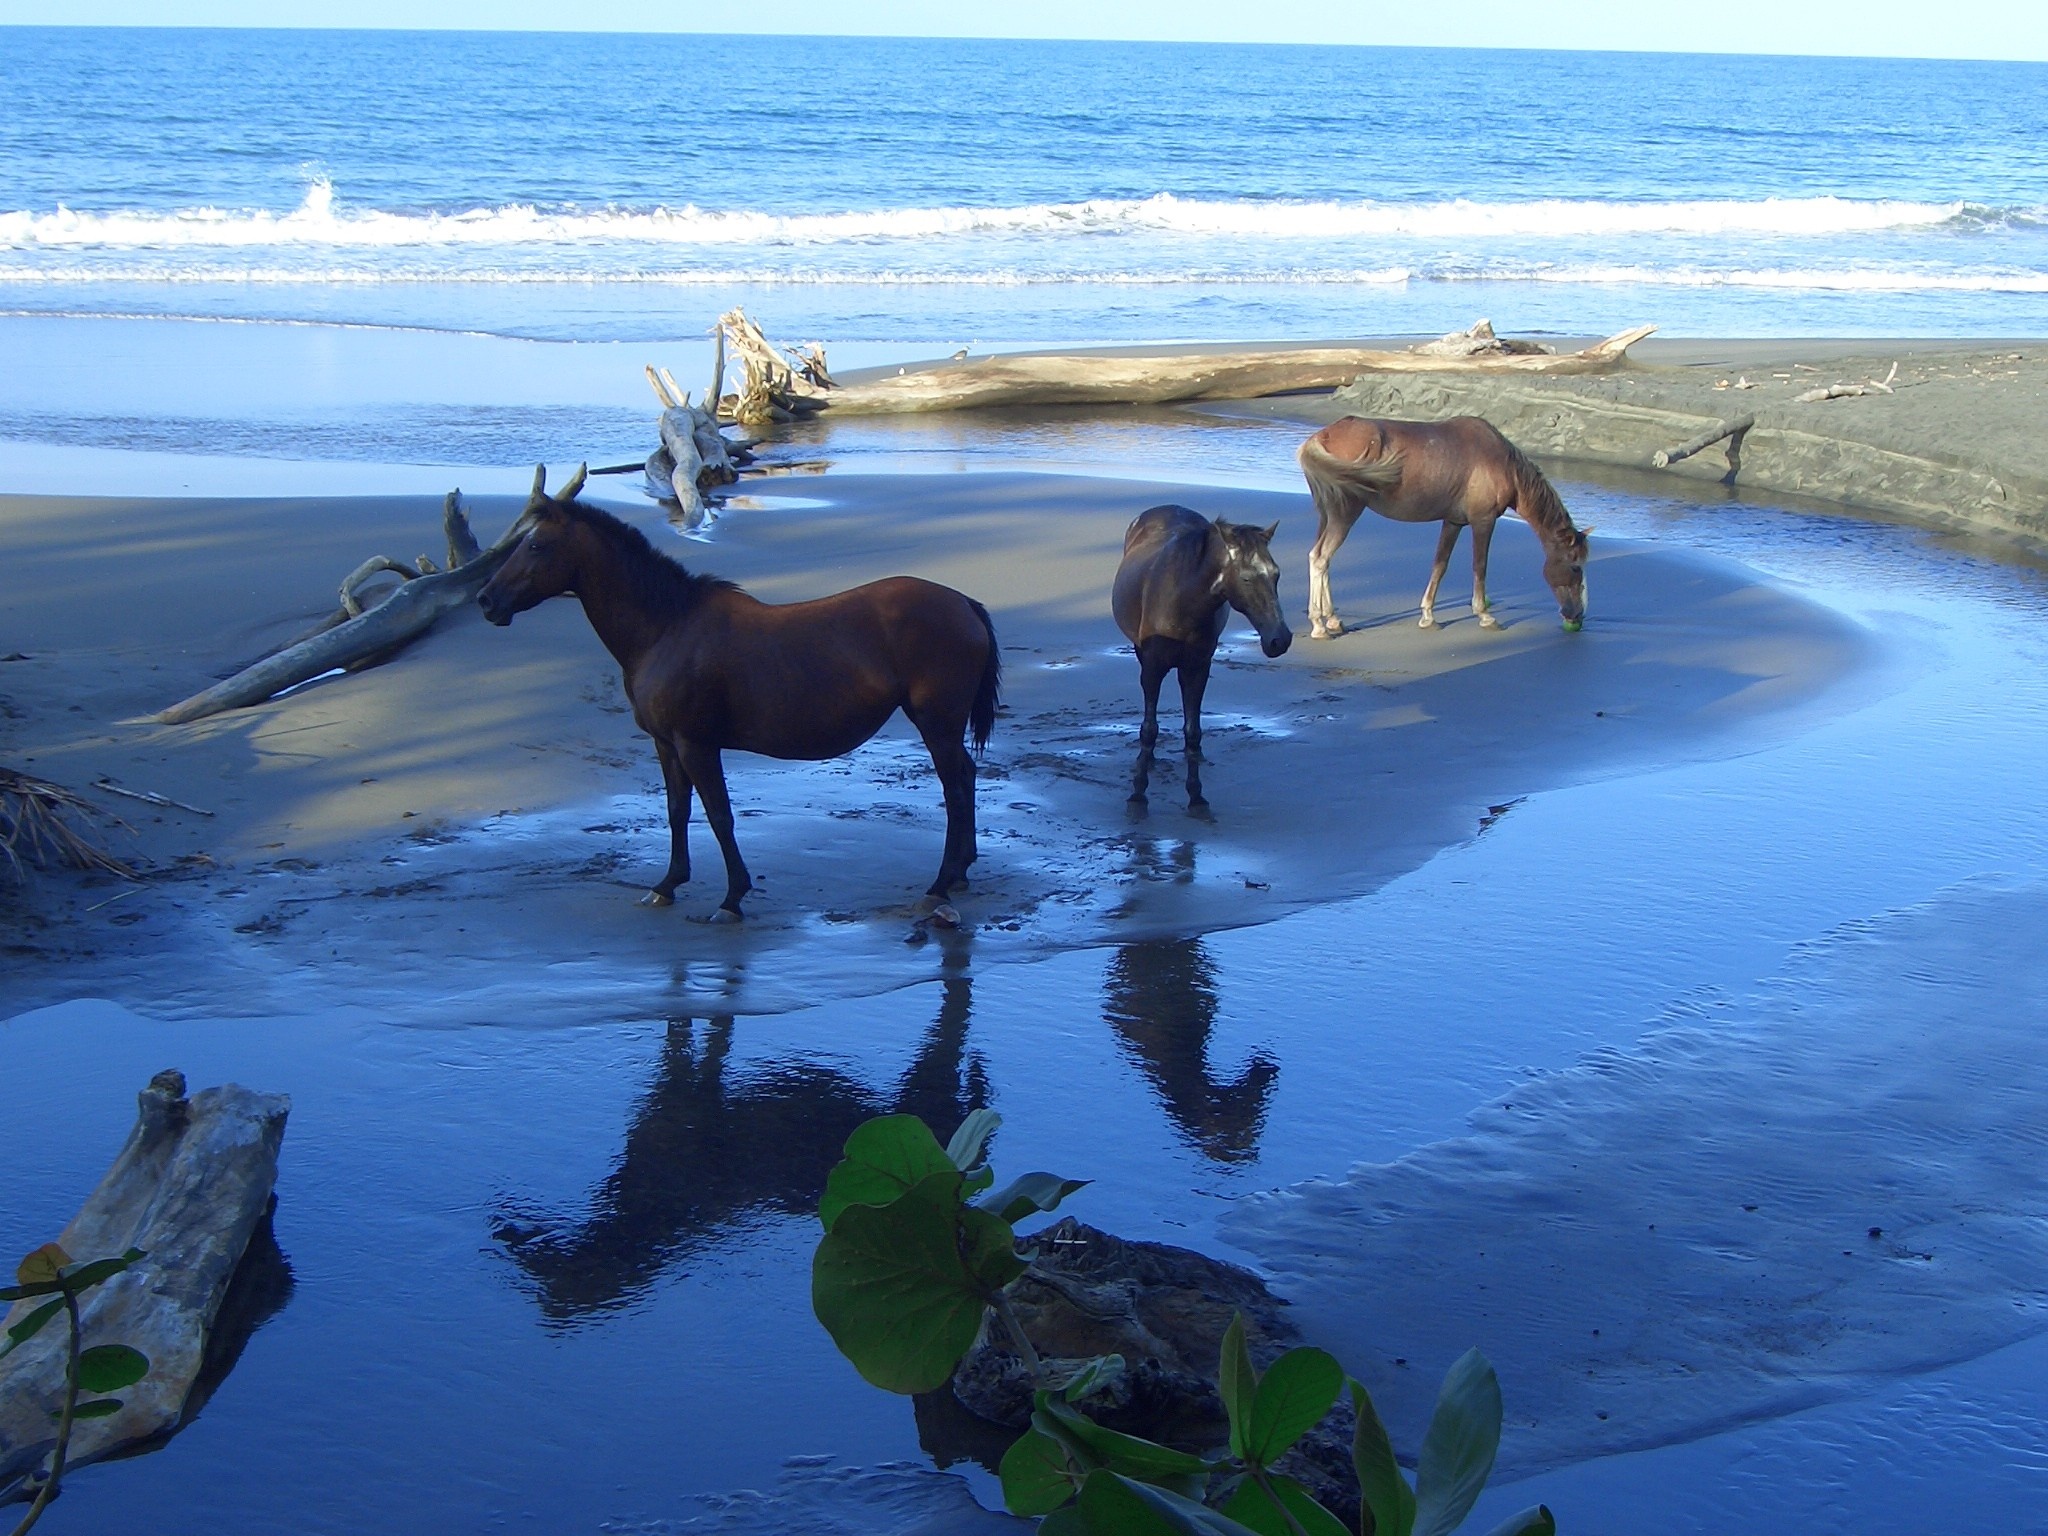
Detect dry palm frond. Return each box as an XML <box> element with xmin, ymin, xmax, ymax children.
<box><xmin>0</xmin><ymin>768</ymin><xmax>135</xmax><ymax>881</ymax></box>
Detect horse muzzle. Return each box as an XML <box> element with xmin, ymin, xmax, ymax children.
<box><xmin>477</xmin><ymin>589</ymin><xmax>514</xmax><ymax>627</ymax></box>
<box><xmin>1261</xmin><ymin>629</ymin><xmax>1294</xmax><ymax>658</ymax></box>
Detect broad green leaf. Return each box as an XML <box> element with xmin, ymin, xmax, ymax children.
<box><xmin>0</xmin><ymin>1298</ymin><xmax>64</xmax><ymax>1360</ymax></box>
<box><xmin>1038</xmin><ymin>1507</ymin><xmax>1089</xmax><ymax>1536</ymax></box>
<box><xmin>1352</xmin><ymin>1380</ymin><xmax>1417</xmax><ymax>1536</ymax></box>
<box><xmin>962</xmin><ymin>1163</ymin><xmax>996</xmax><ymax>1199</ymax></box>
<box><xmin>1062</xmin><ymin>1353</ymin><xmax>1127</xmax><ymax>1403</ymax></box>
<box><xmin>812</xmin><ymin>1170</ymin><xmax>1024</xmax><ymax>1393</ymax></box>
<box><xmin>1478</xmin><ymin>1506</ymin><xmax>1555</xmax><ymax>1536</ymax></box>
<box><xmin>1243</xmin><ymin>1347</ymin><xmax>1343</xmax><ymax>1467</ymax></box>
<box><xmin>16</xmin><ymin>1245</ymin><xmax>70</xmax><ymax>1289</ymax></box>
<box><xmin>975</xmin><ymin>1172</ymin><xmax>1091</xmax><ymax>1226</ymax></box>
<box><xmin>1037</xmin><ymin>1397</ymin><xmax>1213</xmax><ymax>1499</ymax></box>
<box><xmin>818</xmin><ymin>1115</ymin><xmax>957</xmax><ymax>1231</ymax></box>
<box><xmin>77</xmin><ymin>1344</ymin><xmax>149</xmax><ymax>1393</ymax></box>
<box><xmin>60</xmin><ymin>1249</ymin><xmax>144</xmax><ymax>1293</ymax></box>
<box><xmin>1220</xmin><ymin>1472</ymin><xmax>1353</xmax><ymax>1536</ymax></box>
<box><xmin>1073</xmin><ymin>1470</ymin><xmax>1264</xmax><ymax>1536</ymax></box>
<box><xmin>1412</xmin><ymin>1350</ymin><xmax>1504</xmax><ymax>1536</ymax></box>
<box><xmin>945</xmin><ymin>1108</ymin><xmax>1002</xmax><ymax>1171</ymax></box>
<box><xmin>1217</xmin><ymin>1312</ymin><xmax>1258</xmax><ymax>1460</ymax></box>
<box><xmin>999</xmin><ymin>1427</ymin><xmax>1077</xmax><ymax>1516</ymax></box>
<box><xmin>67</xmin><ymin>1399</ymin><xmax>124</xmax><ymax>1420</ymax></box>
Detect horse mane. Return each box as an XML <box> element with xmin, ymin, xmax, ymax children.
<box><xmin>558</xmin><ymin>500</ymin><xmax>739</xmax><ymax>614</ymax></box>
<box><xmin>1500</xmin><ymin>438</ymin><xmax>1579</xmax><ymax>546</ymax></box>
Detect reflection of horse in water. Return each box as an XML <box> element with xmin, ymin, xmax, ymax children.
<box><xmin>1104</xmin><ymin>939</ymin><xmax>1276</xmax><ymax>1165</ymax></box>
<box><xmin>495</xmin><ymin>979</ymin><xmax>986</xmax><ymax>1325</ymax></box>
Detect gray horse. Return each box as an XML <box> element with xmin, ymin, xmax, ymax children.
<box><xmin>1112</xmin><ymin>505</ymin><xmax>1291</xmax><ymax>808</ymax></box>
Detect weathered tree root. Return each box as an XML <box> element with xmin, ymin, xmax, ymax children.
<box><xmin>0</xmin><ymin>769</ymin><xmax>133</xmax><ymax>881</ymax></box>
<box><xmin>157</xmin><ymin>469</ymin><xmax>575</xmax><ymax>727</ymax></box>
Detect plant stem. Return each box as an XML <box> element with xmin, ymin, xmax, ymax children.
<box><xmin>9</xmin><ymin>1285</ymin><xmax>81</xmax><ymax>1536</ymax></box>
<box><xmin>993</xmin><ymin>1291</ymin><xmax>1044</xmax><ymax>1382</ymax></box>
<box><xmin>1250</xmin><ymin>1466</ymin><xmax>1314</xmax><ymax>1536</ymax></box>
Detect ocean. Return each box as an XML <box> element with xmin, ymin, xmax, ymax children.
<box><xmin>3</xmin><ymin>27</ymin><xmax>2047</xmax><ymax>345</ymax></box>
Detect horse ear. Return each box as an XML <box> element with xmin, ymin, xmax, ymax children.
<box><xmin>1262</xmin><ymin>521</ymin><xmax>1279</xmax><ymax>542</ymax></box>
<box><xmin>526</xmin><ymin>463</ymin><xmax>548</xmax><ymax>506</ymax></box>
<box><xmin>558</xmin><ymin>462</ymin><xmax>589</xmax><ymax>503</ymax></box>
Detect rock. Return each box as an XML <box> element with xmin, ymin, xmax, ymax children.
<box><xmin>1</xmin><ymin>1070</ymin><xmax>290</xmax><ymax>1497</ymax></box>
<box><xmin>949</xmin><ymin>1219</ymin><xmax>1360</xmax><ymax>1523</ymax></box>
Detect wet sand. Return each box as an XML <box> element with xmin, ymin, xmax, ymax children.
<box><xmin>0</xmin><ymin>464</ymin><xmax>1867</xmax><ymax>1020</ymax></box>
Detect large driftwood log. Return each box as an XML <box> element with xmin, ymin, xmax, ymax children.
<box><xmin>1</xmin><ymin>1071</ymin><xmax>289</xmax><ymax>1497</ymax></box>
<box><xmin>709</xmin><ymin>309</ymin><xmax>1655</xmax><ymax>423</ymax></box>
<box><xmin>639</xmin><ymin>366</ymin><xmax>744</xmax><ymax>527</ymax></box>
<box><xmin>156</xmin><ymin>471</ymin><xmax>578</xmax><ymax>726</ymax></box>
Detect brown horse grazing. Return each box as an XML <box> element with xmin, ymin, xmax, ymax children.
<box><xmin>477</xmin><ymin>468</ymin><xmax>1001</xmax><ymax>920</ymax></box>
<box><xmin>1112</xmin><ymin>505</ymin><xmax>1291</xmax><ymax>807</ymax></box>
<box><xmin>1297</xmin><ymin>415</ymin><xmax>1593</xmax><ymax>638</ymax></box>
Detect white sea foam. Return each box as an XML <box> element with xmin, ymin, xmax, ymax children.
<box><xmin>0</xmin><ymin>178</ymin><xmax>2022</xmax><ymax>252</ymax></box>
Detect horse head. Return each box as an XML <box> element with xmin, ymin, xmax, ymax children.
<box><xmin>478</xmin><ymin>462</ymin><xmax>591</xmax><ymax>626</ymax></box>
<box><xmin>1214</xmin><ymin>518</ymin><xmax>1292</xmax><ymax>658</ymax></box>
<box><xmin>1544</xmin><ymin>524</ymin><xmax>1593</xmax><ymax>632</ymax></box>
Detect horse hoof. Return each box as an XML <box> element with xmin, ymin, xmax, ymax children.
<box><xmin>929</xmin><ymin>904</ymin><xmax>962</xmax><ymax>929</ymax></box>
<box><xmin>1562</xmin><ymin>618</ymin><xmax>1583</xmax><ymax>633</ymax></box>
<box><xmin>1478</xmin><ymin>613</ymin><xmax>1502</xmax><ymax>630</ymax></box>
<box><xmin>1417</xmin><ymin>614</ymin><xmax>1437</xmax><ymax>630</ymax></box>
<box><xmin>708</xmin><ymin>906</ymin><xmax>743</xmax><ymax>925</ymax></box>
<box><xmin>639</xmin><ymin>889</ymin><xmax>674</xmax><ymax>908</ymax></box>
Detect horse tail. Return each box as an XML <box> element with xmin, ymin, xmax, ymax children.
<box><xmin>1500</xmin><ymin>435</ymin><xmax>1578</xmax><ymax>544</ymax></box>
<box><xmin>966</xmin><ymin>597</ymin><xmax>1002</xmax><ymax>758</ymax></box>
<box><xmin>1297</xmin><ymin>431</ymin><xmax>1405</xmax><ymax>524</ymax></box>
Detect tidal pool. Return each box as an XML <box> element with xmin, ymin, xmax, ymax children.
<box><xmin>7</xmin><ymin>418</ymin><xmax>2048</xmax><ymax>1533</ymax></box>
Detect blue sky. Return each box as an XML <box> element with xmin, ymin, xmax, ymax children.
<box><xmin>5</xmin><ymin>0</ymin><xmax>2046</xmax><ymax>61</ymax></box>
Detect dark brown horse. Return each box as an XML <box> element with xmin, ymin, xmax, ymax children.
<box><xmin>1298</xmin><ymin>415</ymin><xmax>1592</xmax><ymax>638</ymax></box>
<box><xmin>1112</xmin><ymin>504</ymin><xmax>1290</xmax><ymax>807</ymax></box>
<box><xmin>477</xmin><ymin>467</ymin><xmax>1001</xmax><ymax>919</ymax></box>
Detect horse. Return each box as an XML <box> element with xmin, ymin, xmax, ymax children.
<box><xmin>477</xmin><ymin>466</ymin><xmax>1002</xmax><ymax>920</ymax></box>
<box><xmin>1296</xmin><ymin>415</ymin><xmax>1593</xmax><ymax>638</ymax></box>
<box><xmin>1111</xmin><ymin>504</ymin><xmax>1290</xmax><ymax>808</ymax></box>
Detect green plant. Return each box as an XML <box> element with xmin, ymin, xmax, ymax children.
<box><xmin>810</xmin><ymin>1111</ymin><xmax>1555</xmax><ymax>1536</ymax></box>
<box><xmin>1</xmin><ymin>1243</ymin><xmax>150</xmax><ymax>1536</ymax></box>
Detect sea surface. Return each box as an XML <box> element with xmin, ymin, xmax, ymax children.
<box><xmin>3</xmin><ymin>28</ymin><xmax>2047</xmax><ymax>344</ymax></box>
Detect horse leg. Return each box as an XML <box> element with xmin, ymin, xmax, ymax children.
<box><xmin>1307</xmin><ymin>508</ymin><xmax>1359</xmax><ymax>639</ymax></box>
<box><xmin>1471</xmin><ymin>516</ymin><xmax>1502</xmax><ymax>629</ymax></box>
<box><xmin>1419</xmin><ymin>521</ymin><xmax>1460</xmax><ymax>629</ymax></box>
<box><xmin>1130</xmin><ymin>642</ymin><xmax>1171</xmax><ymax>804</ymax></box>
<box><xmin>641</xmin><ymin>737</ymin><xmax>695</xmax><ymax>907</ymax></box>
<box><xmin>676</xmin><ymin>740</ymin><xmax>752</xmax><ymax>920</ymax></box>
<box><xmin>914</xmin><ymin>722</ymin><xmax>977</xmax><ymax>901</ymax></box>
<box><xmin>1178</xmin><ymin>650</ymin><xmax>1213</xmax><ymax>809</ymax></box>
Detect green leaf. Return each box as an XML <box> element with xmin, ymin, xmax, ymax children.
<box><xmin>975</xmin><ymin>1171</ymin><xmax>1091</xmax><ymax>1226</ymax></box>
<box><xmin>1477</xmin><ymin>1506</ymin><xmax>1555</xmax><ymax>1536</ymax></box>
<box><xmin>0</xmin><ymin>1282</ymin><xmax>59</xmax><ymax>1302</ymax></box>
<box><xmin>16</xmin><ymin>1245</ymin><xmax>70</xmax><ymax>1289</ymax></box>
<box><xmin>1037</xmin><ymin>1397</ymin><xmax>1213</xmax><ymax>1500</ymax></box>
<box><xmin>819</xmin><ymin>1115</ymin><xmax>958</xmax><ymax>1232</ymax></box>
<box><xmin>1351</xmin><ymin>1380</ymin><xmax>1417</xmax><ymax>1536</ymax></box>
<box><xmin>1217</xmin><ymin>1311</ymin><xmax>1259</xmax><ymax>1461</ymax></box>
<box><xmin>961</xmin><ymin>1163</ymin><xmax>996</xmax><ymax>1198</ymax></box>
<box><xmin>1038</xmin><ymin>1506</ymin><xmax>1089</xmax><ymax>1536</ymax></box>
<box><xmin>67</xmin><ymin>1399</ymin><xmax>124</xmax><ymax>1420</ymax></box>
<box><xmin>1073</xmin><ymin>1470</ymin><xmax>1264</xmax><ymax>1536</ymax></box>
<box><xmin>1412</xmin><ymin>1350</ymin><xmax>1504</xmax><ymax>1536</ymax></box>
<box><xmin>1220</xmin><ymin>1473</ymin><xmax>1353</xmax><ymax>1536</ymax></box>
<box><xmin>77</xmin><ymin>1344</ymin><xmax>149</xmax><ymax>1394</ymax></box>
<box><xmin>1243</xmin><ymin>1347</ymin><xmax>1343</xmax><ymax>1467</ymax></box>
<box><xmin>812</xmin><ymin>1170</ymin><xmax>1025</xmax><ymax>1393</ymax></box>
<box><xmin>60</xmin><ymin>1249</ymin><xmax>144</xmax><ymax>1293</ymax></box>
<box><xmin>945</xmin><ymin>1108</ymin><xmax>1002</xmax><ymax>1171</ymax></box>
<box><xmin>999</xmin><ymin>1427</ymin><xmax>1077</xmax><ymax>1516</ymax></box>
<box><xmin>0</xmin><ymin>1298</ymin><xmax>64</xmax><ymax>1360</ymax></box>
<box><xmin>1062</xmin><ymin>1353</ymin><xmax>1127</xmax><ymax>1403</ymax></box>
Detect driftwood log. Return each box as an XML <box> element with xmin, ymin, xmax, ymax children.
<box><xmin>707</xmin><ymin>309</ymin><xmax>1656</xmax><ymax>424</ymax></box>
<box><xmin>1</xmin><ymin>1071</ymin><xmax>289</xmax><ymax>1498</ymax></box>
<box><xmin>156</xmin><ymin>469</ymin><xmax>578</xmax><ymax>726</ymax></box>
<box><xmin>1796</xmin><ymin>362</ymin><xmax>1899</xmax><ymax>404</ymax></box>
<box><xmin>1652</xmin><ymin>414</ymin><xmax>1755</xmax><ymax>471</ymax></box>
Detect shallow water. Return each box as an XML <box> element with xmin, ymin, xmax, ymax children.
<box><xmin>8</xmin><ymin>437</ymin><xmax>2048</xmax><ymax>1530</ymax></box>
